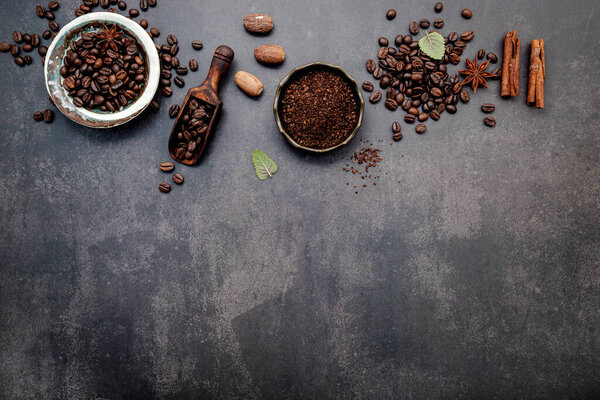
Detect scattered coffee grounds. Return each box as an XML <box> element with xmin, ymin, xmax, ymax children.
<box><xmin>279</xmin><ymin>69</ymin><xmax>360</xmax><ymax>149</ymax></box>
<box><xmin>60</xmin><ymin>24</ymin><xmax>147</xmax><ymax>112</ymax></box>
<box><xmin>343</xmin><ymin>139</ymin><xmax>383</xmax><ymax>193</ymax></box>
<box><xmin>171</xmin><ymin>98</ymin><xmax>214</xmax><ymax>161</ymax></box>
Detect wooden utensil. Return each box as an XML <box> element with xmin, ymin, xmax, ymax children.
<box><xmin>168</xmin><ymin>45</ymin><xmax>234</xmax><ymax>165</ymax></box>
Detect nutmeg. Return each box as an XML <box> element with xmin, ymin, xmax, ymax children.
<box><xmin>234</xmin><ymin>71</ymin><xmax>264</xmax><ymax>97</ymax></box>
<box><xmin>243</xmin><ymin>14</ymin><xmax>274</xmax><ymax>34</ymax></box>
<box><xmin>254</xmin><ymin>44</ymin><xmax>285</xmax><ymax>65</ymax></box>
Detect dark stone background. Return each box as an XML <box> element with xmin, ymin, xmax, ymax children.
<box><xmin>1</xmin><ymin>0</ymin><xmax>599</xmax><ymax>399</ymax></box>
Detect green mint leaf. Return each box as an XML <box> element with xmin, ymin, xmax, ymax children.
<box><xmin>418</xmin><ymin>31</ymin><xmax>445</xmax><ymax>60</ymax></box>
<box><xmin>252</xmin><ymin>150</ymin><xmax>278</xmax><ymax>181</ymax></box>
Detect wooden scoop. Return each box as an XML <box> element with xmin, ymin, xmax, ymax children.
<box><xmin>168</xmin><ymin>45</ymin><xmax>234</xmax><ymax>165</ymax></box>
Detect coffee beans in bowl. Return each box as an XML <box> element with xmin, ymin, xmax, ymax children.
<box><xmin>274</xmin><ymin>63</ymin><xmax>364</xmax><ymax>152</ymax></box>
<box><xmin>45</xmin><ymin>12</ymin><xmax>160</xmax><ymax>128</ymax></box>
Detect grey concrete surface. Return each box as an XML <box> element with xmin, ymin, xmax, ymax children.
<box><xmin>1</xmin><ymin>0</ymin><xmax>599</xmax><ymax>399</ymax></box>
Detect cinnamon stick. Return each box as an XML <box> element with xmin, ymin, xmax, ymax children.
<box><xmin>501</xmin><ymin>30</ymin><xmax>520</xmax><ymax>97</ymax></box>
<box><xmin>527</xmin><ymin>39</ymin><xmax>545</xmax><ymax>108</ymax></box>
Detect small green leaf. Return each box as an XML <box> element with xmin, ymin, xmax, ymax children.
<box><xmin>252</xmin><ymin>150</ymin><xmax>278</xmax><ymax>181</ymax></box>
<box><xmin>418</xmin><ymin>31</ymin><xmax>445</xmax><ymax>60</ymax></box>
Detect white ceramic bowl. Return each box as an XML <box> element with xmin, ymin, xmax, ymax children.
<box><xmin>44</xmin><ymin>12</ymin><xmax>160</xmax><ymax>128</ymax></box>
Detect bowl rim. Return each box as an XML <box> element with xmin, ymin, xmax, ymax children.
<box><xmin>273</xmin><ymin>62</ymin><xmax>365</xmax><ymax>153</ymax></box>
<box><xmin>44</xmin><ymin>12</ymin><xmax>160</xmax><ymax>129</ymax></box>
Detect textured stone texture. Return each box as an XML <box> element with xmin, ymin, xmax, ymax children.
<box><xmin>1</xmin><ymin>0</ymin><xmax>599</xmax><ymax>399</ymax></box>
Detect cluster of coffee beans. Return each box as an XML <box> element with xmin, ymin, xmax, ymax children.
<box><xmin>32</xmin><ymin>109</ymin><xmax>55</xmax><ymax>123</ymax></box>
<box><xmin>60</xmin><ymin>25</ymin><xmax>146</xmax><ymax>112</ymax></box>
<box><xmin>158</xmin><ymin>161</ymin><xmax>184</xmax><ymax>193</ymax></box>
<box><xmin>71</xmin><ymin>0</ymin><xmax>156</xmax><ymax>17</ymax></box>
<box><xmin>171</xmin><ymin>98</ymin><xmax>213</xmax><ymax>162</ymax></box>
<box><xmin>481</xmin><ymin>103</ymin><xmax>496</xmax><ymax>127</ymax></box>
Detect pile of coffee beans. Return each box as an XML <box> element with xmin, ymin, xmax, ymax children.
<box><xmin>60</xmin><ymin>24</ymin><xmax>146</xmax><ymax>111</ymax></box>
<box><xmin>171</xmin><ymin>98</ymin><xmax>214</xmax><ymax>161</ymax></box>
<box><xmin>158</xmin><ymin>161</ymin><xmax>184</xmax><ymax>193</ymax></box>
<box><xmin>279</xmin><ymin>69</ymin><xmax>361</xmax><ymax>149</ymax></box>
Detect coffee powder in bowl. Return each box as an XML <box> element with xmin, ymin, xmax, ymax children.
<box><xmin>274</xmin><ymin>63</ymin><xmax>364</xmax><ymax>152</ymax></box>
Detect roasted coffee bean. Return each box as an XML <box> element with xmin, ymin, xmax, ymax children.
<box><xmin>386</xmin><ymin>88</ymin><xmax>396</xmax><ymax>99</ymax></box>
<box><xmin>430</xmin><ymin>109</ymin><xmax>440</xmax><ymax>121</ymax></box>
<box><xmin>484</xmin><ymin>116</ymin><xmax>496</xmax><ymax>127</ymax></box>
<box><xmin>118</xmin><ymin>1</ymin><xmax>126</xmax><ymax>10</ymax></box>
<box><xmin>158</xmin><ymin>182</ymin><xmax>171</xmax><ymax>193</ymax></box>
<box><xmin>41</xmin><ymin>30</ymin><xmax>52</xmax><ymax>40</ymax></box>
<box><xmin>14</xmin><ymin>56</ymin><xmax>25</xmax><ymax>67</ymax></box>
<box><xmin>100</xmin><ymin>0</ymin><xmax>109</xmax><ymax>7</ymax></box>
<box><xmin>418</xmin><ymin>112</ymin><xmax>429</xmax><ymax>122</ymax></box>
<box><xmin>366</xmin><ymin>59</ymin><xmax>376</xmax><ymax>73</ymax></box>
<box><xmin>23</xmin><ymin>55</ymin><xmax>32</xmax><ymax>65</ymax></box>
<box><xmin>33</xmin><ymin>111</ymin><xmax>44</xmax><ymax>121</ymax></box>
<box><xmin>160</xmin><ymin>161</ymin><xmax>175</xmax><ymax>172</ymax></box>
<box><xmin>460</xmin><ymin>90</ymin><xmax>470</xmax><ymax>103</ymax></box>
<box><xmin>0</xmin><ymin>42</ymin><xmax>10</xmax><ymax>52</ymax></box>
<box><xmin>170</xmin><ymin>44</ymin><xmax>179</xmax><ymax>56</ymax></box>
<box><xmin>377</xmin><ymin>46</ymin><xmax>388</xmax><ymax>59</ymax></box>
<box><xmin>403</xmin><ymin>34</ymin><xmax>412</xmax><ymax>44</ymax></box>
<box><xmin>48</xmin><ymin>1</ymin><xmax>59</xmax><ymax>10</ymax></box>
<box><xmin>392</xmin><ymin>123</ymin><xmax>403</xmax><ymax>141</ymax></box>
<box><xmin>448</xmin><ymin>32</ymin><xmax>458</xmax><ymax>42</ymax></box>
<box><xmin>409</xmin><ymin>21</ymin><xmax>419</xmax><ymax>35</ymax></box>
<box><xmin>191</xmin><ymin>40</ymin><xmax>203</xmax><ymax>50</ymax></box>
<box><xmin>446</xmin><ymin>104</ymin><xmax>457</xmax><ymax>114</ymax></box>
<box><xmin>461</xmin><ymin>30</ymin><xmax>474</xmax><ymax>41</ymax></box>
<box><xmin>139</xmin><ymin>19</ymin><xmax>148</xmax><ymax>29</ymax></box>
<box><xmin>420</xmin><ymin>19</ymin><xmax>430</xmax><ymax>29</ymax></box>
<box><xmin>150</xmin><ymin>99</ymin><xmax>160</xmax><ymax>112</ymax></box>
<box><xmin>404</xmin><ymin>113</ymin><xmax>416</xmax><ymax>123</ymax></box>
<box><xmin>486</xmin><ymin>52</ymin><xmax>498</xmax><ymax>63</ymax></box>
<box><xmin>433</xmin><ymin>18</ymin><xmax>444</xmax><ymax>28</ymax></box>
<box><xmin>395</xmin><ymin>35</ymin><xmax>403</xmax><ymax>47</ymax></box>
<box><xmin>461</xmin><ymin>8</ymin><xmax>473</xmax><ymax>19</ymax></box>
<box><xmin>386</xmin><ymin>9</ymin><xmax>396</xmax><ymax>20</ymax></box>
<box><xmin>434</xmin><ymin>2</ymin><xmax>443</xmax><ymax>12</ymax></box>
<box><xmin>481</xmin><ymin>103</ymin><xmax>496</xmax><ymax>113</ymax></box>
<box><xmin>139</xmin><ymin>0</ymin><xmax>148</xmax><ymax>11</ymax></box>
<box><xmin>162</xmin><ymin>86</ymin><xmax>173</xmax><ymax>97</ymax></box>
<box><xmin>13</xmin><ymin>31</ymin><xmax>23</xmax><ymax>43</ymax></box>
<box><xmin>37</xmin><ymin>46</ymin><xmax>48</xmax><ymax>56</ymax></box>
<box><xmin>380</xmin><ymin>75</ymin><xmax>391</xmax><ymax>89</ymax></box>
<box><xmin>36</xmin><ymin>5</ymin><xmax>45</xmax><ymax>18</ymax></box>
<box><xmin>150</xmin><ymin>27</ymin><xmax>160</xmax><ymax>37</ymax></box>
<box><xmin>175</xmin><ymin>66</ymin><xmax>188</xmax><ymax>76</ymax></box>
<box><xmin>378</xmin><ymin>37</ymin><xmax>389</xmax><ymax>47</ymax></box>
<box><xmin>172</xmin><ymin>173</ymin><xmax>184</xmax><ymax>184</ymax></box>
<box><xmin>147</xmin><ymin>0</ymin><xmax>157</xmax><ymax>7</ymax></box>
<box><xmin>385</xmin><ymin>99</ymin><xmax>398</xmax><ymax>111</ymax></box>
<box><xmin>362</xmin><ymin>81</ymin><xmax>374</xmax><ymax>92</ymax></box>
<box><xmin>129</xmin><ymin>9</ymin><xmax>139</xmax><ymax>17</ymax></box>
<box><xmin>454</xmin><ymin>40</ymin><xmax>467</xmax><ymax>48</ymax></box>
<box><xmin>477</xmin><ymin>49</ymin><xmax>486</xmax><ymax>60</ymax></box>
<box><xmin>166</xmin><ymin>34</ymin><xmax>178</xmax><ymax>47</ymax></box>
<box><xmin>45</xmin><ymin>10</ymin><xmax>55</xmax><ymax>20</ymax></box>
<box><xmin>369</xmin><ymin>90</ymin><xmax>382</xmax><ymax>104</ymax></box>
<box><xmin>75</xmin><ymin>9</ymin><xmax>85</xmax><ymax>16</ymax></box>
<box><xmin>174</xmin><ymin>76</ymin><xmax>185</xmax><ymax>88</ymax></box>
<box><xmin>449</xmin><ymin>53</ymin><xmax>460</xmax><ymax>64</ymax></box>
<box><xmin>415</xmin><ymin>124</ymin><xmax>427</xmax><ymax>134</ymax></box>
<box><xmin>168</xmin><ymin>104</ymin><xmax>180</xmax><ymax>119</ymax></box>
<box><xmin>171</xmin><ymin>56</ymin><xmax>180</xmax><ymax>68</ymax></box>
<box><xmin>373</xmin><ymin>68</ymin><xmax>383</xmax><ymax>79</ymax></box>
<box><xmin>22</xmin><ymin>43</ymin><xmax>33</xmax><ymax>52</ymax></box>
<box><xmin>43</xmin><ymin>109</ymin><xmax>54</xmax><ymax>123</ymax></box>
<box><xmin>189</xmin><ymin>59</ymin><xmax>198</xmax><ymax>71</ymax></box>
<box><xmin>49</xmin><ymin>21</ymin><xmax>59</xmax><ymax>31</ymax></box>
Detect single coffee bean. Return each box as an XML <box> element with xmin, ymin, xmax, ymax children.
<box><xmin>369</xmin><ymin>90</ymin><xmax>382</xmax><ymax>104</ymax></box>
<box><xmin>377</xmin><ymin>46</ymin><xmax>388</xmax><ymax>59</ymax></box>
<box><xmin>461</xmin><ymin>30</ymin><xmax>475</xmax><ymax>41</ymax></box>
<box><xmin>420</xmin><ymin>19</ymin><xmax>430</xmax><ymax>29</ymax></box>
<box><xmin>481</xmin><ymin>103</ymin><xmax>496</xmax><ymax>113</ymax></box>
<box><xmin>36</xmin><ymin>5</ymin><xmax>45</xmax><ymax>18</ymax></box>
<box><xmin>150</xmin><ymin>27</ymin><xmax>160</xmax><ymax>37</ymax></box>
<box><xmin>415</xmin><ymin>124</ymin><xmax>427</xmax><ymax>134</ymax></box>
<box><xmin>486</xmin><ymin>52</ymin><xmax>498</xmax><ymax>63</ymax></box>
<box><xmin>43</xmin><ymin>109</ymin><xmax>54</xmax><ymax>123</ymax></box>
<box><xmin>373</xmin><ymin>68</ymin><xmax>383</xmax><ymax>79</ymax></box>
<box><xmin>100</xmin><ymin>0</ymin><xmax>110</xmax><ymax>7</ymax></box>
<box><xmin>386</xmin><ymin>88</ymin><xmax>396</xmax><ymax>99</ymax></box>
<box><xmin>168</xmin><ymin>104</ymin><xmax>180</xmax><ymax>119</ymax></box>
<box><xmin>189</xmin><ymin>59</ymin><xmax>198</xmax><ymax>71</ymax></box>
<box><xmin>404</xmin><ymin>114</ymin><xmax>416</xmax><ymax>123</ymax></box>
<box><xmin>0</xmin><ymin>42</ymin><xmax>10</xmax><ymax>52</ymax></box>
<box><xmin>37</xmin><ymin>46</ymin><xmax>47</xmax><ymax>56</ymax></box>
<box><xmin>44</xmin><ymin>10</ymin><xmax>55</xmax><ymax>20</ymax></box>
<box><xmin>430</xmin><ymin>110</ymin><xmax>440</xmax><ymax>121</ymax></box>
<box><xmin>386</xmin><ymin>9</ymin><xmax>396</xmax><ymax>20</ymax></box>
<box><xmin>13</xmin><ymin>31</ymin><xmax>23</xmax><ymax>43</ymax></box>
<box><xmin>418</xmin><ymin>112</ymin><xmax>429</xmax><ymax>122</ymax></box>
<box><xmin>162</xmin><ymin>86</ymin><xmax>173</xmax><ymax>97</ymax></box>
<box><xmin>484</xmin><ymin>117</ymin><xmax>496</xmax><ymax>127</ymax></box>
<box><xmin>118</xmin><ymin>1</ymin><xmax>127</xmax><ymax>10</ymax></box>
<box><xmin>362</xmin><ymin>81</ymin><xmax>374</xmax><ymax>92</ymax></box>
<box><xmin>24</xmin><ymin>55</ymin><xmax>32</xmax><ymax>65</ymax></box>
<box><xmin>159</xmin><ymin>182</ymin><xmax>171</xmax><ymax>193</ymax></box>
<box><xmin>33</xmin><ymin>111</ymin><xmax>44</xmax><ymax>121</ymax></box>
<box><xmin>160</xmin><ymin>161</ymin><xmax>175</xmax><ymax>172</ymax></box>
<box><xmin>446</xmin><ymin>104</ymin><xmax>457</xmax><ymax>114</ymax></box>
<box><xmin>139</xmin><ymin>19</ymin><xmax>149</xmax><ymax>29</ymax></box>
<box><xmin>409</xmin><ymin>21</ymin><xmax>419</xmax><ymax>35</ymax></box>
<box><xmin>10</xmin><ymin>45</ymin><xmax>20</xmax><ymax>56</ymax></box>
<box><xmin>461</xmin><ymin>8</ymin><xmax>473</xmax><ymax>19</ymax></box>
<box><xmin>171</xmin><ymin>56</ymin><xmax>180</xmax><ymax>68</ymax></box>
<box><xmin>48</xmin><ymin>1</ymin><xmax>59</xmax><ymax>10</ymax></box>
<box><xmin>433</xmin><ymin>18</ymin><xmax>444</xmax><ymax>28</ymax></box>
<box><xmin>140</xmin><ymin>0</ymin><xmax>148</xmax><ymax>11</ymax></box>
<box><xmin>14</xmin><ymin>56</ymin><xmax>25</xmax><ymax>67</ymax></box>
<box><xmin>448</xmin><ymin>32</ymin><xmax>458</xmax><ymax>42</ymax></box>
<box><xmin>129</xmin><ymin>9</ymin><xmax>140</xmax><ymax>18</ymax></box>
<box><xmin>477</xmin><ymin>49</ymin><xmax>485</xmax><ymax>60</ymax></box>
<box><xmin>385</xmin><ymin>99</ymin><xmax>398</xmax><ymax>111</ymax></box>
<box><xmin>176</xmin><ymin>66</ymin><xmax>188</xmax><ymax>75</ymax></box>
<box><xmin>170</xmin><ymin>44</ymin><xmax>179</xmax><ymax>56</ymax></box>
<box><xmin>42</xmin><ymin>30</ymin><xmax>52</xmax><ymax>40</ymax></box>
<box><xmin>378</xmin><ymin>37</ymin><xmax>388</xmax><ymax>47</ymax></box>
<box><xmin>366</xmin><ymin>59</ymin><xmax>376</xmax><ymax>73</ymax></box>
<box><xmin>172</xmin><ymin>173</ymin><xmax>184</xmax><ymax>184</ymax></box>
<box><xmin>22</xmin><ymin>43</ymin><xmax>33</xmax><ymax>52</ymax></box>
<box><xmin>174</xmin><ymin>76</ymin><xmax>185</xmax><ymax>88</ymax></box>
<box><xmin>150</xmin><ymin>99</ymin><xmax>160</xmax><ymax>112</ymax></box>
<box><xmin>167</xmin><ymin>34</ymin><xmax>178</xmax><ymax>46</ymax></box>
<box><xmin>49</xmin><ymin>21</ymin><xmax>59</xmax><ymax>32</ymax></box>
<box><xmin>191</xmin><ymin>40</ymin><xmax>203</xmax><ymax>50</ymax></box>
<box><xmin>147</xmin><ymin>0</ymin><xmax>157</xmax><ymax>7</ymax></box>
<box><xmin>434</xmin><ymin>2</ymin><xmax>443</xmax><ymax>12</ymax></box>
<box><xmin>460</xmin><ymin>90</ymin><xmax>470</xmax><ymax>103</ymax></box>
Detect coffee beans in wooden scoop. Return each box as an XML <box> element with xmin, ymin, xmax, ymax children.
<box><xmin>171</xmin><ymin>98</ymin><xmax>213</xmax><ymax>162</ymax></box>
<box><xmin>60</xmin><ymin>24</ymin><xmax>146</xmax><ymax>112</ymax></box>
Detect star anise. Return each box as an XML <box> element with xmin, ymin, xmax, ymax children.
<box><xmin>96</xmin><ymin>24</ymin><xmax>122</xmax><ymax>52</ymax></box>
<box><xmin>458</xmin><ymin>57</ymin><xmax>495</xmax><ymax>93</ymax></box>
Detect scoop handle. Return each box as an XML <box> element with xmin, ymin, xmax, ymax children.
<box><xmin>203</xmin><ymin>46</ymin><xmax>235</xmax><ymax>94</ymax></box>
